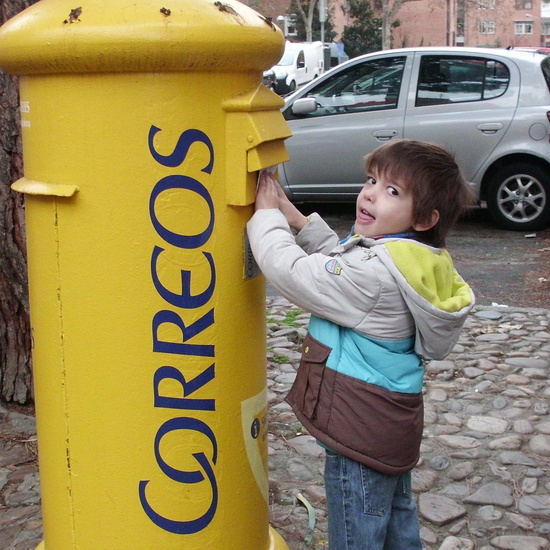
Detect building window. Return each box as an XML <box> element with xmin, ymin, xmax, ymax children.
<box><xmin>515</xmin><ymin>21</ymin><xmax>534</xmax><ymax>34</ymax></box>
<box><xmin>515</xmin><ymin>0</ymin><xmax>533</xmax><ymax>9</ymax></box>
<box><xmin>277</xmin><ymin>14</ymin><xmax>297</xmax><ymax>37</ymax></box>
<box><xmin>479</xmin><ymin>0</ymin><xmax>495</xmax><ymax>9</ymax></box>
<box><xmin>479</xmin><ymin>21</ymin><xmax>496</xmax><ymax>34</ymax></box>
<box><xmin>286</xmin><ymin>14</ymin><xmax>298</xmax><ymax>37</ymax></box>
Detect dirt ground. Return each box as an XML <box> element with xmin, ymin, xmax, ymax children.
<box><xmin>449</xmin><ymin>207</ymin><xmax>550</xmax><ymax>309</ymax></box>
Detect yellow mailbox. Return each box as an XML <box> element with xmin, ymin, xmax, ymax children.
<box><xmin>0</xmin><ymin>0</ymin><xmax>291</xmax><ymax>548</ymax></box>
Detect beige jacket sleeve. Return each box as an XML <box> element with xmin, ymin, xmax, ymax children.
<box><xmin>246</xmin><ymin>209</ymin><xmax>385</xmax><ymax>328</ymax></box>
<box><xmin>294</xmin><ymin>212</ymin><xmax>341</xmax><ymax>254</ymax></box>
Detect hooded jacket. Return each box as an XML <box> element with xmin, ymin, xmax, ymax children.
<box><xmin>247</xmin><ymin>209</ymin><xmax>474</xmax><ymax>474</ymax></box>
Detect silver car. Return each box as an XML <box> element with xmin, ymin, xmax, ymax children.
<box><xmin>279</xmin><ymin>47</ymin><xmax>550</xmax><ymax>231</ymax></box>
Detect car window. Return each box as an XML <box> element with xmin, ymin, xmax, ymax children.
<box><xmin>299</xmin><ymin>56</ymin><xmax>406</xmax><ymax>117</ymax></box>
<box><xmin>416</xmin><ymin>55</ymin><xmax>510</xmax><ymax>106</ymax></box>
<box><xmin>541</xmin><ymin>56</ymin><xmax>550</xmax><ymax>93</ymax></box>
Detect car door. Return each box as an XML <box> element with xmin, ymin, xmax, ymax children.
<box><xmin>403</xmin><ymin>52</ymin><xmax>519</xmax><ymax>181</ymax></box>
<box><xmin>280</xmin><ymin>52</ymin><xmax>412</xmax><ymax>200</ymax></box>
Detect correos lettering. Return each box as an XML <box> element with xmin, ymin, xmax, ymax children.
<box><xmin>139</xmin><ymin>125</ymin><xmax>218</xmax><ymax>535</ymax></box>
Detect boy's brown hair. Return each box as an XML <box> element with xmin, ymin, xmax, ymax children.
<box><xmin>364</xmin><ymin>139</ymin><xmax>475</xmax><ymax>247</ymax></box>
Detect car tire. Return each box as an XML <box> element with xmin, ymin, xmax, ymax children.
<box><xmin>288</xmin><ymin>80</ymin><xmax>296</xmax><ymax>93</ymax></box>
<box><xmin>486</xmin><ymin>162</ymin><xmax>550</xmax><ymax>231</ymax></box>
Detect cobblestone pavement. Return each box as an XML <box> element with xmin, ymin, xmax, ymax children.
<box><xmin>266</xmin><ymin>300</ymin><xmax>550</xmax><ymax>550</ymax></box>
<box><xmin>1</xmin><ymin>300</ymin><xmax>550</xmax><ymax>550</ymax></box>
<box><xmin>0</xmin><ymin>405</ymin><xmax>41</xmax><ymax>550</ymax></box>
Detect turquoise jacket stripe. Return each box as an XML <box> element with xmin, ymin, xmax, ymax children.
<box><xmin>308</xmin><ymin>315</ymin><xmax>424</xmax><ymax>394</ymax></box>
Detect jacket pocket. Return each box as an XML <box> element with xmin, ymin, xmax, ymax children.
<box><xmin>286</xmin><ymin>332</ymin><xmax>332</xmax><ymax>420</ymax></box>
<box><xmin>325</xmin><ymin>375</ymin><xmax>423</xmax><ymax>472</ymax></box>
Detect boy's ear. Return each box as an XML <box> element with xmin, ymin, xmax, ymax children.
<box><xmin>413</xmin><ymin>210</ymin><xmax>440</xmax><ymax>232</ymax></box>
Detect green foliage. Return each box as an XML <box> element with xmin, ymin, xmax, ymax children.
<box><xmin>272</xmin><ymin>353</ymin><xmax>291</xmax><ymax>364</ymax></box>
<box><xmin>341</xmin><ymin>0</ymin><xmax>382</xmax><ymax>58</ymax></box>
<box><xmin>283</xmin><ymin>309</ymin><xmax>304</xmax><ymax>328</ymax></box>
<box><xmin>266</xmin><ymin>309</ymin><xmax>305</xmax><ymax>328</ymax></box>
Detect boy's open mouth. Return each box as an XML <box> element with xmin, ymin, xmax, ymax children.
<box><xmin>359</xmin><ymin>208</ymin><xmax>375</xmax><ymax>221</ymax></box>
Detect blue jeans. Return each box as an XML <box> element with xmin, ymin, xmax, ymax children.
<box><xmin>324</xmin><ymin>450</ymin><xmax>422</xmax><ymax>550</ymax></box>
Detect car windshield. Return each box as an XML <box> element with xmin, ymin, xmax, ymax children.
<box><xmin>277</xmin><ymin>50</ymin><xmax>296</xmax><ymax>66</ymax></box>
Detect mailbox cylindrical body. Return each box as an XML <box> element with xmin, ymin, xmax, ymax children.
<box><xmin>0</xmin><ymin>1</ymin><xmax>290</xmax><ymax>548</ymax></box>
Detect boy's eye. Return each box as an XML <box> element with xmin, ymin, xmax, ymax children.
<box><xmin>387</xmin><ymin>187</ymin><xmax>399</xmax><ymax>196</ymax></box>
<box><xmin>366</xmin><ymin>176</ymin><xmax>376</xmax><ymax>185</ymax></box>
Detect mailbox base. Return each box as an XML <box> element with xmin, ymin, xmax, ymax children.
<box><xmin>35</xmin><ymin>529</ymin><xmax>288</xmax><ymax>549</ymax></box>
<box><xmin>269</xmin><ymin>527</ymin><xmax>289</xmax><ymax>548</ymax></box>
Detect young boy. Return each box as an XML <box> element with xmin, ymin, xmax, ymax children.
<box><xmin>247</xmin><ymin>139</ymin><xmax>475</xmax><ymax>550</ymax></box>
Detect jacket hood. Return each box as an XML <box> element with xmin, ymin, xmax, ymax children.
<box><xmin>371</xmin><ymin>238</ymin><xmax>475</xmax><ymax>359</ymax></box>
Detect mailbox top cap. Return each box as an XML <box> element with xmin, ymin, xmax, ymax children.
<box><xmin>0</xmin><ymin>0</ymin><xmax>284</xmax><ymax>75</ymax></box>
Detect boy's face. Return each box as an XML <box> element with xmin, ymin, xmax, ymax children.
<box><xmin>354</xmin><ymin>172</ymin><xmax>417</xmax><ymax>238</ymax></box>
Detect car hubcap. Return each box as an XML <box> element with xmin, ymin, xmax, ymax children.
<box><xmin>497</xmin><ymin>174</ymin><xmax>546</xmax><ymax>224</ymax></box>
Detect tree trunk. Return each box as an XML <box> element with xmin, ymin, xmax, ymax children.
<box><xmin>381</xmin><ymin>0</ymin><xmax>392</xmax><ymax>50</ymax></box>
<box><xmin>381</xmin><ymin>0</ymin><xmax>410</xmax><ymax>50</ymax></box>
<box><xmin>0</xmin><ymin>0</ymin><xmax>38</xmax><ymax>404</ymax></box>
<box><xmin>306</xmin><ymin>0</ymin><xmax>316</xmax><ymax>42</ymax></box>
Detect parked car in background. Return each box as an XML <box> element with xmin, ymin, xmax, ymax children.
<box><xmin>279</xmin><ymin>47</ymin><xmax>550</xmax><ymax>231</ymax></box>
<box><xmin>262</xmin><ymin>68</ymin><xmax>277</xmax><ymax>91</ymax></box>
<box><xmin>269</xmin><ymin>41</ymin><xmax>325</xmax><ymax>95</ymax></box>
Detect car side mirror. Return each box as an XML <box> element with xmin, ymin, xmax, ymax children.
<box><xmin>291</xmin><ymin>98</ymin><xmax>318</xmax><ymax>115</ymax></box>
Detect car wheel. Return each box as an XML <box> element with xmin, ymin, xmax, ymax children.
<box><xmin>486</xmin><ymin>163</ymin><xmax>550</xmax><ymax>231</ymax></box>
<box><xmin>288</xmin><ymin>80</ymin><xmax>296</xmax><ymax>92</ymax></box>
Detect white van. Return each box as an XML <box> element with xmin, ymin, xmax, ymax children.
<box><xmin>269</xmin><ymin>41</ymin><xmax>324</xmax><ymax>95</ymax></box>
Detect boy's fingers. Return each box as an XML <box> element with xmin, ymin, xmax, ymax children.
<box><xmin>259</xmin><ymin>172</ymin><xmax>268</xmax><ymax>187</ymax></box>
<box><xmin>266</xmin><ymin>176</ymin><xmax>279</xmax><ymax>194</ymax></box>
<box><xmin>258</xmin><ymin>171</ymin><xmax>276</xmax><ymax>193</ymax></box>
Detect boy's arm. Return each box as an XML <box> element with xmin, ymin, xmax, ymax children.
<box><xmin>247</xmin><ymin>209</ymin><xmax>379</xmax><ymax>327</ymax></box>
<box><xmin>256</xmin><ymin>171</ymin><xmax>339</xmax><ymax>253</ymax></box>
<box><xmin>295</xmin><ymin>213</ymin><xmax>340</xmax><ymax>254</ymax></box>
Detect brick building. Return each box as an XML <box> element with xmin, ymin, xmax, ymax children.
<box><xmin>242</xmin><ymin>0</ymin><xmax>550</xmax><ymax>51</ymax></box>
